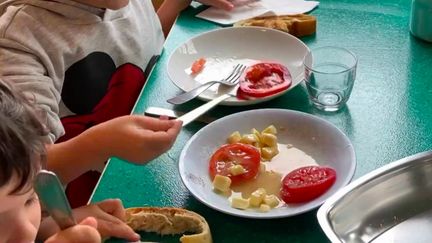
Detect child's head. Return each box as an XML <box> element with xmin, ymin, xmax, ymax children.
<box><xmin>0</xmin><ymin>80</ymin><xmax>47</xmax><ymax>242</ymax></box>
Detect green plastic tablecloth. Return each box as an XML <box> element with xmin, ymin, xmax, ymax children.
<box><xmin>91</xmin><ymin>0</ymin><xmax>432</xmax><ymax>242</ymax></box>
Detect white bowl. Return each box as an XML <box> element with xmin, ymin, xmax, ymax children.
<box><xmin>167</xmin><ymin>27</ymin><xmax>309</xmax><ymax>106</ymax></box>
<box><xmin>179</xmin><ymin>109</ymin><xmax>356</xmax><ymax>218</ymax></box>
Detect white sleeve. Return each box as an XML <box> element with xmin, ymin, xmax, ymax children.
<box><xmin>0</xmin><ymin>38</ymin><xmax>64</xmax><ymax>142</ymax></box>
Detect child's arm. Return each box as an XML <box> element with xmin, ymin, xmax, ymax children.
<box><xmin>44</xmin><ymin>217</ymin><xmax>101</xmax><ymax>243</ymax></box>
<box><xmin>39</xmin><ymin>199</ymin><xmax>140</xmax><ymax>242</ymax></box>
<box><xmin>157</xmin><ymin>0</ymin><xmax>234</xmax><ymax>36</ymax></box>
<box><xmin>0</xmin><ymin>39</ymin><xmax>65</xmax><ymax>142</ymax></box>
<box><xmin>47</xmin><ymin>115</ymin><xmax>182</xmax><ymax>184</ymax></box>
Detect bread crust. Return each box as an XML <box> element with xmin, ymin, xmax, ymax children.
<box><xmin>126</xmin><ymin>207</ymin><xmax>212</xmax><ymax>243</ymax></box>
<box><xmin>234</xmin><ymin>14</ymin><xmax>317</xmax><ymax>37</ymax></box>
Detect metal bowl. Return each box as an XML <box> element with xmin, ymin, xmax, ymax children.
<box><xmin>317</xmin><ymin>151</ymin><xmax>432</xmax><ymax>243</ymax></box>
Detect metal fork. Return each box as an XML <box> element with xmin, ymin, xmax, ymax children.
<box><xmin>167</xmin><ymin>64</ymin><xmax>246</xmax><ymax>105</ymax></box>
<box><xmin>177</xmin><ymin>66</ymin><xmax>247</xmax><ymax>126</ymax></box>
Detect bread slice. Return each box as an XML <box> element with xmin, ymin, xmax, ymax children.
<box><xmin>125</xmin><ymin>207</ymin><xmax>212</xmax><ymax>243</ymax></box>
<box><xmin>234</xmin><ymin>14</ymin><xmax>317</xmax><ymax>37</ymax></box>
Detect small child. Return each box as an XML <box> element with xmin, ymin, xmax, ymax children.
<box><xmin>0</xmin><ymin>80</ymin><xmax>140</xmax><ymax>242</ymax></box>
<box><xmin>0</xmin><ymin>0</ymin><xmax>231</xmax><ymax>206</ymax></box>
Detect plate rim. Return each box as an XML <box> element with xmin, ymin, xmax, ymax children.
<box><xmin>178</xmin><ymin>108</ymin><xmax>357</xmax><ymax>219</ymax></box>
<box><xmin>317</xmin><ymin>150</ymin><xmax>432</xmax><ymax>241</ymax></box>
<box><xmin>166</xmin><ymin>26</ymin><xmax>310</xmax><ymax>106</ymax></box>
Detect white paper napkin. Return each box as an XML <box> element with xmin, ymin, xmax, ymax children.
<box><xmin>196</xmin><ymin>0</ymin><xmax>319</xmax><ymax>26</ymax></box>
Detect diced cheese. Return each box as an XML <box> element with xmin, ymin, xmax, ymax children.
<box><xmin>227</xmin><ymin>131</ymin><xmax>242</xmax><ymax>144</ymax></box>
<box><xmin>231</xmin><ymin>197</ymin><xmax>249</xmax><ymax>209</ymax></box>
<box><xmin>230</xmin><ymin>165</ymin><xmax>246</xmax><ymax>176</ymax></box>
<box><xmin>212</xmin><ymin>175</ymin><xmax>231</xmax><ymax>192</ymax></box>
<box><xmin>264</xmin><ymin>195</ymin><xmax>280</xmax><ymax>208</ymax></box>
<box><xmin>262</xmin><ymin>125</ymin><xmax>277</xmax><ymax>135</ymax></box>
<box><xmin>261</xmin><ymin>146</ymin><xmax>279</xmax><ymax>161</ymax></box>
<box><xmin>260</xmin><ymin>133</ymin><xmax>277</xmax><ymax>147</ymax></box>
<box><xmin>240</xmin><ymin>134</ymin><xmax>259</xmax><ymax>145</ymax></box>
<box><xmin>249</xmin><ymin>188</ymin><xmax>267</xmax><ymax>207</ymax></box>
<box><xmin>251</xmin><ymin>128</ymin><xmax>261</xmax><ymax>141</ymax></box>
<box><xmin>259</xmin><ymin>204</ymin><xmax>271</xmax><ymax>212</ymax></box>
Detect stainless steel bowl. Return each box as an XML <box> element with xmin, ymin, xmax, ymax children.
<box><xmin>317</xmin><ymin>151</ymin><xmax>432</xmax><ymax>243</ymax></box>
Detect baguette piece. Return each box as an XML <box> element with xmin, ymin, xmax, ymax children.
<box><xmin>126</xmin><ymin>207</ymin><xmax>212</xmax><ymax>243</ymax></box>
<box><xmin>234</xmin><ymin>14</ymin><xmax>317</xmax><ymax>37</ymax></box>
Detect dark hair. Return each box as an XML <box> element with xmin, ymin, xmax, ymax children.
<box><xmin>0</xmin><ymin>80</ymin><xmax>47</xmax><ymax>194</ymax></box>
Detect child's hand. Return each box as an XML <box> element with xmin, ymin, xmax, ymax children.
<box><xmin>167</xmin><ymin>0</ymin><xmax>234</xmax><ymax>12</ymax></box>
<box><xmin>44</xmin><ymin>217</ymin><xmax>101</xmax><ymax>243</ymax></box>
<box><xmin>195</xmin><ymin>0</ymin><xmax>235</xmax><ymax>11</ymax></box>
<box><xmin>91</xmin><ymin>115</ymin><xmax>182</xmax><ymax>164</ymax></box>
<box><xmin>72</xmin><ymin>199</ymin><xmax>140</xmax><ymax>241</ymax></box>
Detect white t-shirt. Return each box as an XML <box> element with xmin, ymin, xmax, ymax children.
<box><xmin>0</xmin><ymin>0</ymin><xmax>164</xmax><ymax>141</ymax></box>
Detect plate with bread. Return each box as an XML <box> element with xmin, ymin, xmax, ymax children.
<box><xmin>167</xmin><ymin>26</ymin><xmax>310</xmax><ymax>106</ymax></box>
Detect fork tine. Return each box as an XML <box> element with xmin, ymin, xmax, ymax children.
<box><xmin>227</xmin><ymin>64</ymin><xmax>247</xmax><ymax>84</ymax></box>
<box><xmin>167</xmin><ymin>64</ymin><xmax>246</xmax><ymax>105</ymax></box>
<box><xmin>223</xmin><ymin>64</ymin><xmax>242</xmax><ymax>82</ymax></box>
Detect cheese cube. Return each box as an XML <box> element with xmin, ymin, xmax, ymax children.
<box><xmin>249</xmin><ymin>188</ymin><xmax>267</xmax><ymax>207</ymax></box>
<box><xmin>230</xmin><ymin>165</ymin><xmax>246</xmax><ymax>176</ymax></box>
<box><xmin>262</xmin><ymin>125</ymin><xmax>277</xmax><ymax>135</ymax></box>
<box><xmin>231</xmin><ymin>197</ymin><xmax>249</xmax><ymax>209</ymax></box>
<box><xmin>240</xmin><ymin>134</ymin><xmax>259</xmax><ymax>145</ymax></box>
<box><xmin>251</xmin><ymin>128</ymin><xmax>261</xmax><ymax>141</ymax></box>
<box><xmin>264</xmin><ymin>195</ymin><xmax>280</xmax><ymax>208</ymax></box>
<box><xmin>212</xmin><ymin>175</ymin><xmax>231</xmax><ymax>192</ymax></box>
<box><xmin>261</xmin><ymin>146</ymin><xmax>279</xmax><ymax>161</ymax></box>
<box><xmin>227</xmin><ymin>131</ymin><xmax>242</xmax><ymax>144</ymax></box>
<box><xmin>260</xmin><ymin>133</ymin><xmax>277</xmax><ymax>147</ymax></box>
<box><xmin>259</xmin><ymin>204</ymin><xmax>271</xmax><ymax>212</ymax></box>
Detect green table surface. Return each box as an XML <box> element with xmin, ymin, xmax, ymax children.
<box><xmin>91</xmin><ymin>0</ymin><xmax>432</xmax><ymax>242</ymax></box>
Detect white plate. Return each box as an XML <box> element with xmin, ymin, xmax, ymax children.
<box><xmin>178</xmin><ymin>109</ymin><xmax>356</xmax><ymax>219</ymax></box>
<box><xmin>167</xmin><ymin>27</ymin><xmax>309</xmax><ymax>106</ymax></box>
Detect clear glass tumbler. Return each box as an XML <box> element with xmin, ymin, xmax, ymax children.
<box><xmin>303</xmin><ymin>46</ymin><xmax>357</xmax><ymax>112</ymax></box>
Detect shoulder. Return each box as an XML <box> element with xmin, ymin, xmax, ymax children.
<box><xmin>0</xmin><ymin>3</ymin><xmax>24</xmax><ymax>37</ymax></box>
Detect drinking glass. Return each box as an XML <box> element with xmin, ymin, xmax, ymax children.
<box><xmin>303</xmin><ymin>46</ymin><xmax>357</xmax><ymax>112</ymax></box>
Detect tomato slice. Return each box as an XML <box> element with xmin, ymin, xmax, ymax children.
<box><xmin>209</xmin><ymin>143</ymin><xmax>261</xmax><ymax>184</ymax></box>
<box><xmin>280</xmin><ymin>166</ymin><xmax>336</xmax><ymax>204</ymax></box>
<box><xmin>238</xmin><ymin>62</ymin><xmax>292</xmax><ymax>98</ymax></box>
<box><xmin>191</xmin><ymin>58</ymin><xmax>206</xmax><ymax>74</ymax></box>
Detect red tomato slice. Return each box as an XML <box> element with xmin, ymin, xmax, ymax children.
<box><xmin>280</xmin><ymin>166</ymin><xmax>336</xmax><ymax>204</ymax></box>
<box><xmin>191</xmin><ymin>58</ymin><xmax>206</xmax><ymax>74</ymax></box>
<box><xmin>239</xmin><ymin>62</ymin><xmax>292</xmax><ymax>98</ymax></box>
<box><xmin>209</xmin><ymin>143</ymin><xmax>261</xmax><ymax>184</ymax></box>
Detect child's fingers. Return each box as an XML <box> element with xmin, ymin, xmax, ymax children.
<box><xmin>135</xmin><ymin>115</ymin><xmax>177</xmax><ymax>131</ymax></box>
<box><xmin>44</xmin><ymin>223</ymin><xmax>101</xmax><ymax>243</ymax></box>
<box><xmin>97</xmin><ymin>220</ymin><xmax>140</xmax><ymax>242</ymax></box>
<box><xmin>96</xmin><ymin>199</ymin><xmax>126</xmax><ymax>221</ymax></box>
<box><xmin>159</xmin><ymin>115</ymin><xmax>170</xmax><ymax>120</ymax></box>
<box><xmin>200</xmin><ymin>0</ymin><xmax>234</xmax><ymax>10</ymax></box>
<box><xmin>150</xmin><ymin>120</ymin><xmax>182</xmax><ymax>142</ymax></box>
<box><xmin>166</xmin><ymin>119</ymin><xmax>182</xmax><ymax>136</ymax></box>
<box><xmin>79</xmin><ymin>216</ymin><xmax>98</xmax><ymax>228</ymax></box>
